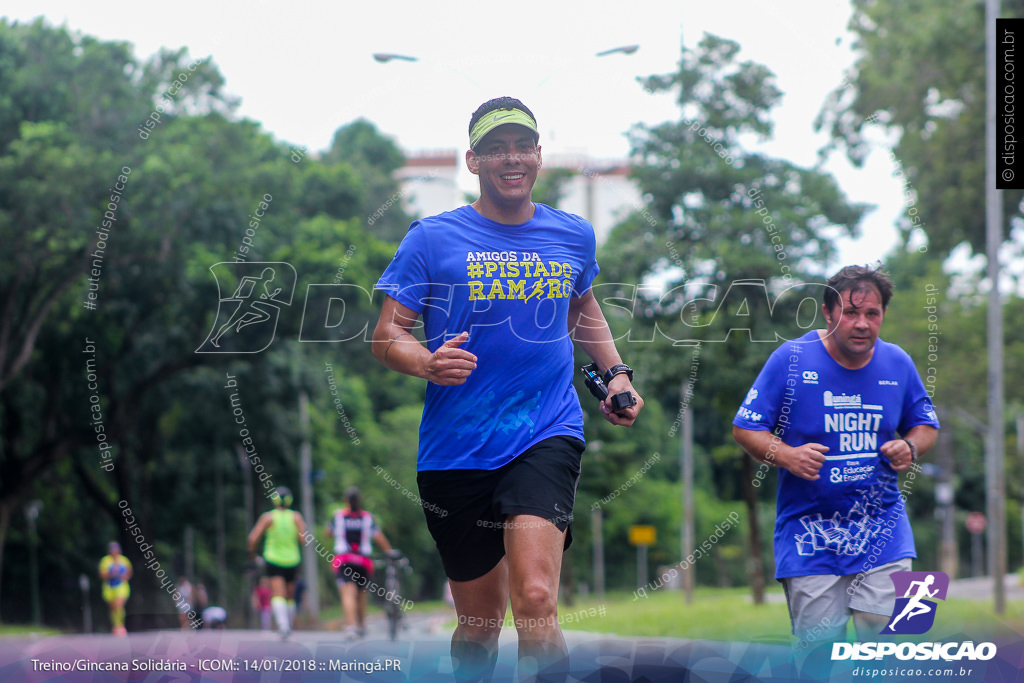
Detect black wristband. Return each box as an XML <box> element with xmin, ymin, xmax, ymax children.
<box><xmin>603</xmin><ymin>364</ymin><xmax>633</xmax><ymax>384</ymax></box>
<box><xmin>903</xmin><ymin>439</ymin><xmax>919</xmax><ymax>462</ymax></box>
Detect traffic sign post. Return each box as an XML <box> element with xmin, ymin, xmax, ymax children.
<box><xmin>967</xmin><ymin>512</ymin><xmax>987</xmax><ymax>577</ymax></box>
<box><xmin>630</xmin><ymin>525</ymin><xmax>656</xmax><ymax>590</ymax></box>
<box><xmin>966</xmin><ymin>511</ymin><xmax>987</xmax><ymax>534</ymax></box>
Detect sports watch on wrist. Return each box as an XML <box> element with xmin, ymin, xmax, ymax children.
<box><xmin>603</xmin><ymin>364</ymin><xmax>633</xmax><ymax>385</ymax></box>
<box><xmin>903</xmin><ymin>439</ymin><xmax>919</xmax><ymax>462</ymax></box>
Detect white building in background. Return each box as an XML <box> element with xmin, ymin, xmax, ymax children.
<box><xmin>393</xmin><ymin>150</ymin><xmax>461</xmax><ymax>221</ymax></box>
<box><xmin>395</xmin><ymin>151</ymin><xmax>643</xmax><ymax>245</ymax></box>
<box><xmin>552</xmin><ymin>156</ymin><xmax>643</xmax><ymax>245</ymax></box>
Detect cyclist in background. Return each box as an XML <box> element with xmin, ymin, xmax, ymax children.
<box><xmin>327</xmin><ymin>486</ymin><xmax>396</xmax><ymax>639</ymax></box>
<box><xmin>248</xmin><ymin>486</ymin><xmax>306</xmax><ymax>638</ymax></box>
<box><xmin>98</xmin><ymin>541</ymin><xmax>132</xmax><ymax>636</ymax></box>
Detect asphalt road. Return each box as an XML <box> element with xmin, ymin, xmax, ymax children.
<box><xmin>0</xmin><ymin>613</ymin><xmax>800</xmax><ymax>683</ymax></box>
<box><xmin>0</xmin><ymin>594</ymin><xmax>1016</xmax><ymax>682</ymax></box>
<box><xmin>945</xmin><ymin>573</ymin><xmax>1024</xmax><ymax>601</ymax></box>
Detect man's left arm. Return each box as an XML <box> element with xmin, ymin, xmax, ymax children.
<box><xmin>568</xmin><ymin>289</ymin><xmax>643</xmax><ymax>426</ymax></box>
<box><xmin>879</xmin><ymin>425</ymin><xmax>938</xmax><ymax>472</ymax></box>
<box><xmin>880</xmin><ymin>352</ymin><xmax>941</xmax><ymax>471</ymax></box>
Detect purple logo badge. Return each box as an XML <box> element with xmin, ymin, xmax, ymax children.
<box><xmin>883</xmin><ymin>571</ymin><xmax>949</xmax><ymax>635</ymax></box>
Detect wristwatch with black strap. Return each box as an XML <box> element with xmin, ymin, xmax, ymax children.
<box><xmin>603</xmin><ymin>363</ymin><xmax>633</xmax><ymax>385</ymax></box>
<box><xmin>903</xmin><ymin>438</ymin><xmax>919</xmax><ymax>462</ymax></box>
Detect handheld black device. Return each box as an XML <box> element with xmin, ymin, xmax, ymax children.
<box><xmin>579</xmin><ymin>363</ymin><xmax>637</xmax><ymax>415</ymax></box>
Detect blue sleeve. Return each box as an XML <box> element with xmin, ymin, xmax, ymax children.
<box><xmin>898</xmin><ymin>351</ymin><xmax>940</xmax><ymax>433</ymax></box>
<box><xmin>374</xmin><ymin>221</ymin><xmax>430</xmax><ymax>313</ymax></box>
<box><xmin>732</xmin><ymin>346</ymin><xmax>790</xmax><ymax>432</ymax></box>
<box><xmin>572</xmin><ymin>219</ymin><xmax>600</xmax><ymax>297</ymax></box>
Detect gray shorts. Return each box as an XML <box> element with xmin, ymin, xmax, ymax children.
<box><xmin>782</xmin><ymin>558</ymin><xmax>911</xmax><ymax>641</ymax></box>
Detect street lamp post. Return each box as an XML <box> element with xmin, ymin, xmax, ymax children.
<box><xmin>374</xmin><ymin>45</ymin><xmax>639</xmax><ymax>92</ymax></box>
<box><xmin>372</xmin><ymin>53</ymin><xmax>418</xmax><ymax>63</ymax></box>
<box><xmin>985</xmin><ymin>0</ymin><xmax>1006</xmax><ymax>615</ymax></box>
<box><xmin>595</xmin><ymin>45</ymin><xmax>639</xmax><ymax>57</ymax></box>
<box><xmin>299</xmin><ymin>391</ymin><xmax>318</xmax><ymax>623</ymax></box>
<box><xmin>25</xmin><ymin>500</ymin><xmax>42</xmax><ymax>625</ymax></box>
<box><xmin>79</xmin><ymin>574</ymin><xmax>92</xmax><ymax>633</ymax></box>
<box><xmin>535</xmin><ymin>45</ymin><xmax>640</xmax><ymax>89</ymax></box>
<box><xmin>680</xmin><ymin>390</ymin><xmax>694</xmax><ymax>604</ymax></box>
<box><xmin>373</xmin><ymin>52</ymin><xmax>483</xmax><ymax>90</ymax></box>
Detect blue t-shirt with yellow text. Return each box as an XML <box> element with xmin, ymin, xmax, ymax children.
<box><xmin>375</xmin><ymin>203</ymin><xmax>599</xmax><ymax>471</ymax></box>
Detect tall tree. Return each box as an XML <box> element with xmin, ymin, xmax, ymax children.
<box><xmin>322</xmin><ymin>119</ymin><xmax>411</xmax><ymax>241</ymax></box>
<box><xmin>0</xmin><ymin>21</ymin><xmax>448</xmax><ymax>626</ymax></box>
<box><xmin>595</xmin><ymin>34</ymin><xmax>866</xmax><ymax>601</ymax></box>
<box><xmin>0</xmin><ymin>20</ymin><xmax>224</xmax><ymax>618</ymax></box>
<box><xmin>816</xmin><ymin>0</ymin><xmax>1024</xmax><ymax>258</ymax></box>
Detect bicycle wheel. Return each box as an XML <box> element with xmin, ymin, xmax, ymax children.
<box><xmin>386</xmin><ymin>601</ymin><xmax>400</xmax><ymax>640</ymax></box>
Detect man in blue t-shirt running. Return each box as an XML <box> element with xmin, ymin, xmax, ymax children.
<box><xmin>733</xmin><ymin>265</ymin><xmax>939</xmax><ymax>649</ymax></box>
<box><xmin>373</xmin><ymin>96</ymin><xmax>643</xmax><ymax>681</ymax></box>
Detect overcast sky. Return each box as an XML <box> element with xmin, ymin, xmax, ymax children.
<box><xmin>4</xmin><ymin>0</ymin><xmax>917</xmax><ymax>269</ymax></box>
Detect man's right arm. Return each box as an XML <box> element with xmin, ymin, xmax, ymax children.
<box><xmin>732</xmin><ymin>426</ymin><xmax>829</xmax><ymax>481</ymax></box>
<box><xmin>371</xmin><ymin>295</ymin><xmax>477</xmax><ymax>385</ymax></box>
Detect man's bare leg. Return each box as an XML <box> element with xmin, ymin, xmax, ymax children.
<box><xmin>853</xmin><ymin>610</ymin><xmax>889</xmax><ymax>640</ymax></box>
<box><xmin>505</xmin><ymin>515</ymin><xmax>567</xmax><ymax>682</ymax></box>
<box><xmin>449</xmin><ymin>558</ymin><xmax>509</xmax><ymax>681</ymax></box>
<box><xmin>339</xmin><ymin>582</ymin><xmax>359</xmax><ymax>636</ymax></box>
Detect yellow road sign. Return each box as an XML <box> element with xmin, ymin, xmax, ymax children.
<box><xmin>629</xmin><ymin>525</ymin><xmax>656</xmax><ymax>546</ymax></box>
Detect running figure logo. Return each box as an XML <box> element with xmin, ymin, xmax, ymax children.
<box><xmin>197</xmin><ymin>262</ymin><xmax>296</xmax><ymax>353</ymax></box>
<box><xmin>883</xmin><ymin>571</ymin><xmax>950</xmax><ymax>635</ymax></box>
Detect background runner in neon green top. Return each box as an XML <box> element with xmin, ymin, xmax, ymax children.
<box><xmin>98</xmin><ymin>541</ymin><xmax>132</xmax><ymax>636</ymax></box>
<box><xmin>248</xmin><ymin>486</ymin><xmax>306</xmax><ymax>638</ymax></box>
<box><xmin>264</xmin><ymin>507</ymin><xmax>301</xmax><ymax>567</ymax></box>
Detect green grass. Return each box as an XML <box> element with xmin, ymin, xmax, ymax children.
<box><xmin>437</xmin><ymin>588</ymin><xmax>793</xmax><ymax>641</ymax></box>
<box><xmin>554</xmin><ymin>588</ymin><xmax>1024</xmax><ymax>644</ymax></box>
<box><xmin>925</xmin><ymin>596</ymin><xmax>1024</xmax><ymax>640</ymax></box>
<box><xmin>0</xmin><ymin>623</ymin><xmax>63</xmax><ymax>636</ymax></box>
<box><xmin>564</xmin><ymin>588</ymin><xmax>793</xmax><ymax>642</ymax></box>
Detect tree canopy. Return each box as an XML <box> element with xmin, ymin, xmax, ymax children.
<box><xmin>2</xmin><ymin>16</ymin><xmax>1021</xmax><ymax>631</ymax></box>
<box><xmin>816</xmin><ymin>0</ymin><xmax>1024</xmax><ymax>258</ymax></box>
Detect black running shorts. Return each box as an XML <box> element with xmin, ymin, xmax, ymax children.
<box><xmin>416</xmin><ymin>435</ymin><xmax>585</xmax><ymax>582</ymax></box>
<box><xmin>264</xmin><ymin>561</ymin><xmax>298</xmax><ymax>583</ymax></box>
